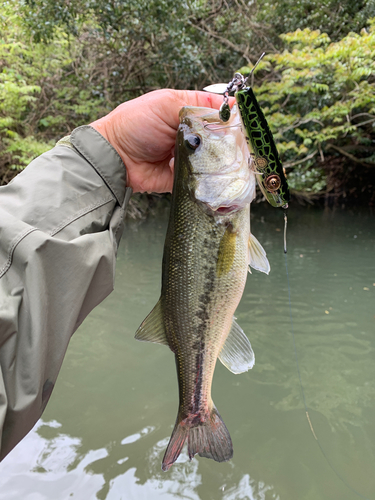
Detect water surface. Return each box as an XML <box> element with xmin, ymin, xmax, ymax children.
<box><xmin>0</xmin><ymin>204</ymin><xmax>374</xmax><ymax>500</ymax></box>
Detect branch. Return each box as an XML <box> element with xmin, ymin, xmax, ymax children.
<box><xmin>189</xmin><ymin>22</ymin><xmax>242</xmax><ymax>54</ymax></box>
<box><xmin>279</xmin><ymin>118</ymin><xmax>323</xmax><ymax>135</ymax></box>
<box><xmin>325</xmin><ymin>144</ymin><xmax>375</xmax><ymax>167</ymax></box>
<box><xmin>352</xmin><ymin>118</ymin><xmax>375</xmax><ymax>128</ymax></box>
<box><xmin>283</xmin><ymin>150</ymin><xmax>318</xmax><ymax>168</ymax></box>
<box><xmin>351</xmin><ymin>112</ymin><xmax>375</xmax><ymax>121</ymax></box>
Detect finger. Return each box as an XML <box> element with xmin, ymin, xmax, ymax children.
<box><xmin>174</xmin><ymin>90</ymin><xmax>236</xmax><ymax>110</ymax></box>
<box><xmin>149</xmin><ymin>89</ymin><xmax>237</xmax><ymax>132</ymax></box>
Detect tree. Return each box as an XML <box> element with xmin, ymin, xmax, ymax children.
<box><xmin>256</xmin><ymin>0</ymin><xmax>375</xmax><ymax>43</ymax></box>
<box><xmin>242</xmin><ymin>23</ymin><xmax>375</xmax><ymax>199</ymax></box>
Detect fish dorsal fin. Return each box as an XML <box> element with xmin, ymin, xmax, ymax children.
<box><xmin>218</xmin><ymin>319</ymin><xmax>255</xmax><ymax>374</ymax></box>
<box><xmin>248</xmin><ymin>233</ymin><xmax>270</xmax><ymax>274</ymax></box>
<box><xmin>135</xmin><ymin>298</ymin><xmax>168</xmax><ymax>346</ymax></box>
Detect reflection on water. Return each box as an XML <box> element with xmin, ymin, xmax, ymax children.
<box><xmin>223</xmin><ymin>475</ymin><xmax>279</xmax><ymax>500</ymax></box>
<box><xmin>0</xmin><ymin>420</ymin><xmax>272</xmax><ymax>500</ymax></box>
<box><xmin>0</xmin><ymin>420</ymin><xmax>106</xmax><ymax>499</ymax></box>
<box><xmin>0</xmin><ymin>205</ymin><xmax>374</xmax><ymax>500</ymax></box>
<box><xmin>121</xmin><ymin>426</ymin><xmax>155</xmax><ymax>445</ymax></box>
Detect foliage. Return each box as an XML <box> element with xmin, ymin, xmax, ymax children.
<box><xmin>0</xmin><ymin>2</ymin><xmax>107</xmax><ymax>173</ymax></box>
<box><xmin>1</xmin><ymin>0</ymin><xmax>268</xmax><ymax>176</ymax></box>
<box><xmin>256</xmin><ymin>0</ymin><xmax>375</xmax><ymax>43</ymax></box>
<box><xmin>18</xmin><ymin>0</ymin><xmax>267</xmax><ymax>99</ymax></box>
<box><xmin>241</xmin><ymin>22</ymin><xmax>375</xmax><ymax>194</ymax></box>
<box><xmin>1</xmin><ymin>0</ymin><xmax>375</xmax><ymax>203</ymax></box>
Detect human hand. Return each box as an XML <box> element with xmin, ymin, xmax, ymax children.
<box><xmin>90</xmin><ymin>89</ymin><xmax>234</xmax><ymax>193</ymax></box>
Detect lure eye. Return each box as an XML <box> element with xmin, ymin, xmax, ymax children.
<box><xmin>265</xmin><ymin>174</ymin><xmax>281</xmax><ymax>192</ymax></box>
<box><xmin>185</xmin><ymin>135</ymin><xmax>201</xmax><ymax>150</ymax></box>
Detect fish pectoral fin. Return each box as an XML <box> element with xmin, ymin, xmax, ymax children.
<box><xmin>218</xmin><ymin>319</ymin><xmax>255</xmax><ymax>374</ymax></box>
<box><xmin>134</xmin><ymin>298</ymin><xmax>168</xmax><ymax>346</ymax></box>
<box><xmin>248</xmin><ymin>233</ymin><xmax>270</xmax><ymax>275</ymax></box>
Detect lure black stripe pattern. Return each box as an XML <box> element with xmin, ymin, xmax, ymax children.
<box><xmin>236</xmin><ymin>87</ymin><xmax>290</xmax><ymax>208</ymax></box>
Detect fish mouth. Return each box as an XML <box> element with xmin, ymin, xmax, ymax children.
<box><xmin>215</xmin><ymin>205</ymin><xmax>241</xmax><ymax>215</ymax></box>
<box><xmin>196</xmin><ymin>200</ymin><xmax>243</xmax><ymax>217</ymax></box>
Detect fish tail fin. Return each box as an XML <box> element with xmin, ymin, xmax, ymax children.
<box><xmin>162</xmin><ymin>420</ymin><xmax>188</xmax><ymax>472</ymax></box>
<box><xmin>161</xmin><ymin>406</ymin><xmax>233</xmax><ymax>471</ymax></box>
<box><xmin>188</xmin><ymin>406</ymin><xmax>233</xmax><ymax>463</ymax></box>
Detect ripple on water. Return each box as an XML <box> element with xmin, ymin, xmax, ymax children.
<box><xmin>0</xmin><ymin>206</ymin><xmax>374</xmax><ymax>500</ymax></box>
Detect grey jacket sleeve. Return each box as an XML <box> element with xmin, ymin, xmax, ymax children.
<box><xmin>0</xmin><ymin>125</ymin><xmax>132</xmax><ymax>460</ymax></box>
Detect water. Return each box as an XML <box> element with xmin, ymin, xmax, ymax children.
<box><xmin>0</xmin><ymin>204</ymin><xmax>374</xmax><ymax>500</ymax></box>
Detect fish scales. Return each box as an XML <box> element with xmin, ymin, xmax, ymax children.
<box><xmin>135</xmin><ymin>105</ymin><xmax>270</xmax><ymax>470</ymax></box>
<box><xmin>163</xmin><ymin>185</ymin><xmax>249</xmax><ymax>418</ymax></box>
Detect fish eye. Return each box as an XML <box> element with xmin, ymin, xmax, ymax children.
<box><xmin>185</xmin><ymin>135</ymin><xmax>201</xmax><ymax>150</ymax></box>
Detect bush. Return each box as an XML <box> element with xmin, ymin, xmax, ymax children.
<box><xmin>1</xmin><ymin>1</ymin><xmax>375</xmax><ymax>203</ymax></box>
<box><xmin>0</xmin><ymin>2</ymin><xmax>106</xmax><ymax>175</ymax></box>
<box><xmin>241</xmin><ymin>22</ymin><xmax>375</xmax><ymax>196</ymax></box>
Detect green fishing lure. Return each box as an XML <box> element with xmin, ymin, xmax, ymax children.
<box><xmin>235</xmin><ymin>85</ymin><xmax>290</xmax><ymax>208</ymax></box>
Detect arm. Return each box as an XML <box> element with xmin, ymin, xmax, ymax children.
<box><xmin>0</xmin><ymin>125</ymin><xmax>130</xmax><ymax>460</ymax></box>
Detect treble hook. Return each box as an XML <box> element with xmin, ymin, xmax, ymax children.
<box><xmin>218</xmin><ymin>52</ymin><xmax>266</xmax><ymax>122</ymax></box>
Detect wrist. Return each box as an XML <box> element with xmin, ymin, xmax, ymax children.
<box><xmin>90</xmin><ymin>117</ymin><xmax>110</xmax><ymax>143</ymax></box>
<box><xmin>90</xmin><ymin>112</ymin><xmax>132</xmax><ymax>187</ymax></box>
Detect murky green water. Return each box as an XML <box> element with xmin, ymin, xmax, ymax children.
<box><xmin>0</xmin><ymin>204</ymin><xmax>374</xmax><ymax>500</ymax></box>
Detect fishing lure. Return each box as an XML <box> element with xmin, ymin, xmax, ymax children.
<box><xmin>204</xmin><ymin>55</ymin><xmax>290</xmax><ymax>209</ymax></box>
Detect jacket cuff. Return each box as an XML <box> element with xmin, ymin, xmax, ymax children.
<box><xmin>70</xmin><ymin>125</ymin><xmax>128</xmax><ymax>206</ymax></box>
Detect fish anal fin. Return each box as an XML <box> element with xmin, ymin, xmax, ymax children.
<box><xmin>218</xmin><ymin>319</ymin><xmax>255</xmax><ymax>374</ymax></box>
<box><xmin>135</xmin><ymin>298</ymin><xmax>168</xmax><ymax>346</ymax></box>
<box><xmin>249</xmin><ymin>233</ymin><xmax>270</xmax><ymax>274</ymax></box>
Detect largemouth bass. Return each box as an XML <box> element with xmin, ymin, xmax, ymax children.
<box><xmin>135</xmin><ymin>105</ymin><xmax>270</xmax><ymax>471</ymax></box>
